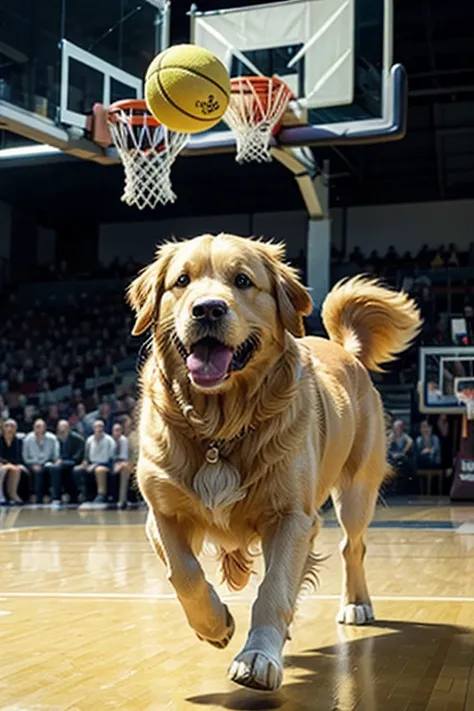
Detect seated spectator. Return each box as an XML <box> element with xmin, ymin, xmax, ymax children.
<box><xmin>56</xmin><ymin>420</ymin><xmax>85</xmax><ymax>504</ymax></box>
<box><xmin>415</xmin><ymin>420</ymin><xmax>441</xmax><ymax>469</ymax></box>
<box><xmin>431</xmin><ymin>248</ymin><xmax>445</xmax><ymax>268</ymax></box>
<box><xmin>388</xmin><ymin>420</ymin><xmax>415</xmax><ymax>494</ymax></box>
<box><xmin>74</xmin><ymin>419</ymin><xmax>115</xmax><ymax>508</ymax></box>
<box><xmin>98</xmin><ymin>401</ymin><xmax>114</xmax><ymax>432</ymax></box>
<box><xmin>70</xmin><ymin>403</ymin><xmax>93</xmax><ymax>438</ymax></box>
<box><xmin>368</xmin><ymin>249</ymin><xmax>381</xmax><ymax>270</ymax></box>
<box><xmin>85</xmin><ymin>401</ymin><xmax>114</xmax><ymax>434</ymax></box>
<box><xmin>0</xmin><ymin>419</ymin><xmax>25</xmax><ymax>505</ymax></box>
<box><xmin>446</xmin><ymin>243</ymin><xmax>459</xmax><ymax>267</ymax></box>
<box><xmin>22</xmin><ymin>419</ymin><xmax>61</xmax><ymax>508</ymax></box>
<box><xmin>46</xmin><ymin>403</ymin><xmax>60</xmax><ymax>432</ymax></box>
<box><xmin>416</xmin><ymin>244</ymin><xmax>430</xmax><ymax>268</ymax></box>
<box><xmin>469</xmin><ymin>241</ymin><xmax>474</xmax><ymax>267</ymax></box>
<box><xmin>111</xmin><ymin>422</ymin><xmax>131</xmax><ymax>509</ymax></box>
<box><xmin>349</xmin><ymin>246</ymin><xmax>365</xmax><ymax>267</ymax></box>
<box><xmin>0</xmin><ymin>395</ymin><xmax>9</xmax><ymax>419</ymax></box>
<box><xmin>463</xmin><ymin>303</ymin><xmax>474</xmax><ymax>345</ymax></box>
<box><xmin>385</xmin><ymin>245</ymin><xmax>399</xmax><ymax>264</ymax></box>
<box><xmin>119</xmin><ymin>413</ymin><xmax>133</xmax><ymax>437</ymax></box>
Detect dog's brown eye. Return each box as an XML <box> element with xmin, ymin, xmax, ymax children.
<box><xmin>235</xmin><ymin>273</ymin><xmax>253</xmax><ymax>290</ymax></box>
<box><xmin>175</xmin><ymin>273</ymin><xmax>190</xmax><ymax>288</ymax></box>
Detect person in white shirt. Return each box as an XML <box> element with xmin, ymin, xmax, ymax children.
<box><xmin>111</xmin><ymin>422</ymin><xmax>131</xmax><ymax>510</ymax></box>
<box><xmin>74</xmin><ymin>420</ymin><xmax>114</xmax><ymax>508</ymax></box>
<box><xmin>22</xmin><ymin>419</ymin><xmax>61</xmax><ymax>508</ymax></box>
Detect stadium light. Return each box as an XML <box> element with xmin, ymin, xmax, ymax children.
<box><xmin>0</xmin><ymin>144</ymin><xmax>62</xmax><ymax>160</ymax></box>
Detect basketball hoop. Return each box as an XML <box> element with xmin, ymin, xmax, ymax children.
<box><xmin>107</xmin><ymin>99</ymin><xmax>188</xmax><ymax>209</ymax></box>
<box><xmin>223</xmin><ymin>76</ymin><xmax>294</xmax><ymax>163</ymax></box>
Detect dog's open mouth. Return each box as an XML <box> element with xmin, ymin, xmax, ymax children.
<box><xmin>184</xmin><ymin>335</ymin><xmax>258</xmax><ymax>387</ymax></box>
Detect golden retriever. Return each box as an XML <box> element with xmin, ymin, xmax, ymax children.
<box><xmin>128</xmin><ymin>233</ymin><xmax>421</xmax><ymax>692</ymax></box>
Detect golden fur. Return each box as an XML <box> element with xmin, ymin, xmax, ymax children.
<box><xmin>129</xmin><ymin>233</ymin><xmax>421</xmax><ymax>691</ymax></box>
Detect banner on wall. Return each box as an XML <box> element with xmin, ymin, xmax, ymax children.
<box><xmin>450</xmin><ymin>455</ymin><xmax>474</xmax><ymax>501</ymax></box>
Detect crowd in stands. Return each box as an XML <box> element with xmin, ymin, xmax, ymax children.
<box><xmin>0</xmin><ymin>289</ymin><xmax>138</xmax><ymax>431</ymax></box>
<box><xmin>0</xmin><ymin>282</ymin><xmax>141</xmax><ymax>508</ymax></box>
<box><xmin>1</xmin><ymin>240</ymin><xmax>473</xmax><ymax>507</ymax></box>
<box><xmin>0</xmin><ymin>412</ymin><xmax>135</xmax><ymax>509</ymax></box>
<box><xmin>345</xmin><ymin>241</ymin><xmax>474</xmax><ymax>272</ymax></box>
<box><xmin>30</xmin><ymin>256</ymin><xmax>144</xmax><ymax>282</ymax></box>
<box><xmin>387</xmin><ymin>415</ymin><xmax>456</xmax><ymax>496</ymax></box>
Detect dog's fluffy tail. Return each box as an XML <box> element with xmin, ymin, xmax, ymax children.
<box><xmin>321</xmin><ymin>276</ymin><xmax>422</xmax><ymax>372</ymax></box>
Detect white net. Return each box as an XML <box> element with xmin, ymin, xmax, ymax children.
<box><xmin>223</xmin><ymin>77</ymin><xmax>293</xmax><ymax>164</ymax></box>
<box><xmin>108</xmin><ymin>105</ymin><xmax>188</xmax><ymax>210</ymax></box>
<box><xmin>467</xmin><ymin>399</ymin><xmax>474</xmax><ymax>421</ymax></box>
<box><xmin>457</xmin><ymin>394</ymin><xmax>474</xmax><ymax>420</ymax></box>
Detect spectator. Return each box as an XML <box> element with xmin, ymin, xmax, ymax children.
<box><xmin>388</xmin><ymin>420</ymin><xmax>415</xmax><ymax>494</ymax></box>
<box><xmin>349</xmin><ymin>246</ymin><xmax>365</xmax><ymax>267</ymax></box>
<box><xmin>98</xmin><ymin>401</ymin><xmax>114</xmax><ymax>432</ymax></box>
<box><xmin>70</xmin><ymin>403</ymin><xmax>93</xmax><ymax>438</ymax></box>
<box><xmin>111</xmin><ymin>422</ymin><xmax>131</xmax><ymax>509</ymax></box>
<box><xmin>446</xmin><ymin>243</ymin><xmax>459</xmax><ymax>267</ymax></box>
<box><xmin>74</xmin><ymin>419</ymin><xmax>115</xmax><ymax>508</ymax></box>
<box><xmin>368</xmin><ymin>249</ymin><xmax>381</xmax><ymax>270</ymax></box>
<box><xmin>0</xmin><ymin>419</ymin><xmax>25</xmax><ymax>505</ymax></box>
<box><xmin>385</xmin><ymin>245</ymin><xmax>399</xmax><ymax>264</ymax></box>
<box><xmin>415</xmin><ymin>420</ymin><xmax>441</xmax><ymax>469</ymax></box>
<box><xmin>463</xmin><ymin>303</ymin><xmax>474</xmax><ymax>345</ymax></box>
<box><xmin>468</xmin><ymin>241</ymin><xmax>474</xmax><ymax>268</ymax></box>
<box><xmin>431</xmin><ymin>248</ymin><xmax>445</xmax><ymax>268</ymax></box>
<box><xmin>22</xmin><ymin>419</ymin><xmax>61</xmax><ymax>508</ymax></box>
<box><xmin>416</xmin><ymin>244</ymin><xmax>430</xmax><ymax>268</ymax></box>
<box><xmin>0</xmin><ymin>395</ymin><xmax>9</xmax><ymax>419</ymax></box>
<box><xmin>46</xmin><ymin>403</ymin><xmax>60</xmax><ymax>432</ymax></box>
<box><xmin>434</xmin><ymin>414</ymin><xmax>455</xmax><ymax>493</ymax></box>
<box><xmin>56</xmin><ymin>420</ymin><xmax>85</xmax><ymax>504</ymax></box>
<box><xmin>119</xmin><ymin>413</ymin><xmax>133</xmax><ymax>437</ymax></box>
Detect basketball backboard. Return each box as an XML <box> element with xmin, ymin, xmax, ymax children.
<box><xmin>186</xmin><ymin>0</ymin><xmax>406</xmax><ymax>154</ymax></box>
<box><xmin>1</xmin><ymin>0</ymin><xmax>405</xmax><ymax>163</ymax></box>
<box><xmin>0</xmin><ymin>0</ymin><xmax>162</xmax><ymax>162</ymax></box>
<box><xmin>419</xmin><ymin>347</ymin><xmax>474</xmax><ymax>415</ymax></box>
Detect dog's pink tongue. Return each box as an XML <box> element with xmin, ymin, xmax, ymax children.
<box><xmin>186</xmin><ymin>342</ymin><xmax>233</xmax><ymax>383</ymax></box>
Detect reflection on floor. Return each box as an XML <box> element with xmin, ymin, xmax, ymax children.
<box><xmin>1</xmin><ymin>502</ymin><xmax>474</xmax><ymax>710</ymax></box>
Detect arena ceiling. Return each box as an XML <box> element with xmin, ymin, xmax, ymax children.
<box><xmin>0</xmin><ymin>0</ymin><xmax>473</xmax><ymax>225</ymax></box>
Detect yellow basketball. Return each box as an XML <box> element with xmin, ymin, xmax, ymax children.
<box><xmin>145</xmin><ymin>44</ymin><xmax>231</xmax><ymax>134</ymax></box>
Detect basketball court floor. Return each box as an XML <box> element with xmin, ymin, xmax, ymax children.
<box><xmin>1</xmin><ymin>502</ymin><xmax>474</xmax><ymax>710</ymax></box>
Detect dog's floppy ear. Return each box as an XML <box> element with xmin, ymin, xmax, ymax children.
<box><xmin>127</xmin><ymin>242</ymin><xmax>178</xmax><ymax>336</ymax></box>
<box><xmin>260</xmin><ymin>241</ymin><xmax>313</xmax><ymax>338</ymax></box>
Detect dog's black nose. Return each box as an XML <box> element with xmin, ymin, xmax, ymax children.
<box><xmin>192</xmin><ymin>299</ymin><xmax>229</xmax><ymax>322</ymax></box>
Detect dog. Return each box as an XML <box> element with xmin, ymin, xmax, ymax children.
<box><xmin>128</xmin><ymin>233</ymin><xmax>421</xmax><ymax>692</ymax></box>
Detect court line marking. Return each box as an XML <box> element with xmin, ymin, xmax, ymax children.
<box><xmin>0</xmin><ymin>524</ymin><xmax>146</xmax><ymax>536</ymax></box>
<box><xmin>1</xmin><ymin>591</ymin><xmax>474</xmax><ymax>603</ymax></box>
<box><xmin>0</xmin><ymin>522</ymin><xmax>464</xmax><ymax>537</ymax></box>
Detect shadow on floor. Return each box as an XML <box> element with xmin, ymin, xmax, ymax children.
<box><xmin>187</xmin><ymin>620</ymin><xmax>474</xmax><ymax>710</ymax></box>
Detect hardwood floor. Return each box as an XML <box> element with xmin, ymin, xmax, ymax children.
<box><xmin>1</xmin><ymin>503</ymin><xmax>474</xmax><ymax>710</ymax></box>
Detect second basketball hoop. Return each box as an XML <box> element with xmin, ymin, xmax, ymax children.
<box><xmin>223</xmin><ymin>76</ymin><xmax>294</xmax><ymax>163</ymax></box>
<box><xmin>107</xmin><ymin>99</ymin><xmax>188</xmax><ymax>210</ymax></box>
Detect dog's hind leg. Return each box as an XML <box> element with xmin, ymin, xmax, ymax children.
<box><xmin>145</xmin><ymin>509</ymin><xmax>235</xmax><ymax>648</ymax></box>
<box><xmin>331</xmin><ymin>479</ymin><xmax>378</xmax><ymax>625</ymax></box>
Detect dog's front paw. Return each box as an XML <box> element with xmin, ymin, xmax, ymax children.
<box><xmin>229</xmin><ymin>650</ymin><xmax>283</xmax><ymax>691</ymax></box>
<box><xmin>337</xmin><ymin>603</ymin><xmax>375</xmax><ymax>625</ymax></box>
<box><xmin>196</xmin><ymin>605</ymin><xmax>235</xmax><ymax>649</ymax></box>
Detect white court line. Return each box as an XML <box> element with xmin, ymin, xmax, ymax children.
<box><xmin>1</xmin><ymin>591</ymin><xmax>474</xmax><ymax>603</ymax></box>
<box><xmin>0</xmin><ymin>524</ymin><xmax>145</xmax><ymax>536</ymax></box>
